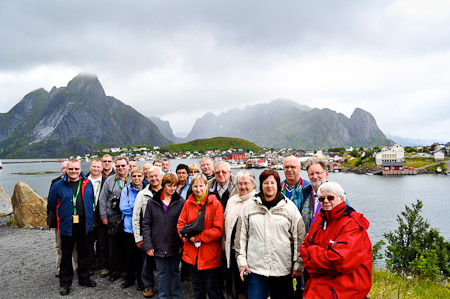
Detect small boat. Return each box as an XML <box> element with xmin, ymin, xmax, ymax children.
<box><xmin>0</xmin><ymin>159</ymin><xmax>2</xmax><ymax>169</ymax></box>
<box><xmin>437</xmin><ymin>166</ymin><xmax>442</xmax><ymax>173</ymax></box>
<box><xmin>365</xmin><ymin>172</ymin><xmax>374</xmax><ymax>176</ymax></box>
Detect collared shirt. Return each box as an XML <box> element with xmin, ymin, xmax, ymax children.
<box><xmin>217</xmin><ymin>180</ymin><xmax>230</xmax><ymax>198</ymax></box>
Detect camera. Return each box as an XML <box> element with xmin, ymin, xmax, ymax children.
<box><xmin>243</xmin><ymin>269</ymin><xmax>249</xmax><ymax>281</ymax></box>
<box><xmin>111</xmin><ymin>196</ymin><xmax>120</xmax><ymax>210</ymax></box>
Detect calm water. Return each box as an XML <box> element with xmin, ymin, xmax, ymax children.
<box><xmin>1</xmin><ymin>159</ymin><xmax>449</xmax><ymax>245</ymax></box>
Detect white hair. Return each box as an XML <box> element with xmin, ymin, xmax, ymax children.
<box><xmin>214</xmin><ymin>161</ymin><xmax>231</xmax><ymax>172</ymax></box>
<box><xmin>317</xmin><ymin>182</ymin><xmax>346</xmax><ymax>201</ymax></box>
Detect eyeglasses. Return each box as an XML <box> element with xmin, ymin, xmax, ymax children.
<box><xmin>67</xmin><ymin>168</ymin><xmax>80</xmax><ymax>171</ymax></box>
<box><xmin>102</xmin><ymin>160</ymin><xmax>112</xmax><ymax>163</ymax></box>
<box><xmin>215</xmin><ymin>170</ymin><xmax>229</xmax><ymax>175</ymax></box>
<box><xmin>131</xmin><ymin>175</ymin><xmax>143</xmax><ymax>178</ymax></box>
<box><xmin>308</xmin><ymin>171</ymin><xmax>327</xmax><ymax>176</ymax></box>
<box><xmin>116</xmin><ymin>165</ymin><xmax>127</xmax><ymax>168</ymax></box>
<box><xmin>318</xmin><ymin>196</ymin><xmax>336</xmax><ymax>202</ymax></box>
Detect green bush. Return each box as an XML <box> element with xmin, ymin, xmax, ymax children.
<box><xmin>383</xmin><ymin>200</ymin><xmax>450</xmax><ymax>279</ymax></box>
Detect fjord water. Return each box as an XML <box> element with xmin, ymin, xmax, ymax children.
<box><xmin>1</xmin><ymin>159</ymin><xmax>449</xmax><ymax>245</ymax></box>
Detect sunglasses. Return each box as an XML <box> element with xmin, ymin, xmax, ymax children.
<box><xmin>318</xmin><ymin>196</ymin><xmax>336</xmax><ymax>202</ymax></box>
<box><xmin>131</xmin><ymin>175</ymin><xmax>143</xmax><ymax>178</ymax></box>
<box><xmin>102</xmin><ymin>160</ymin><xmax>112</xmax><ymax>163</ymax></box>
<box><xmin>67</xmin><ymin>168</ymin><xmax>80</xmax><ymax>171</ymax></box>
<box><xmin>116</xmin><ymin>165</ymin><xmax>127</xmax><ymax>168</ymax></box>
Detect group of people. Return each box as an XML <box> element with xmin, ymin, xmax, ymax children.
<box><xmin>47</xmin><ymin>155</ymin><xmax>372</xmax><ymax>298</ymax></box>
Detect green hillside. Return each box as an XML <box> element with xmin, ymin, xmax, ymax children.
<box><xmin>160</xmin><ymin>137</ymin><xmax>263</xmax><ymax>153</ymax></box>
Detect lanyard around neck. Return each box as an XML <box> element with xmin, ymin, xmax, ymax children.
<box><xmin>73</xmin><ymin>180</ymin><xmax>81</xmax><ymax>215</ymax></box>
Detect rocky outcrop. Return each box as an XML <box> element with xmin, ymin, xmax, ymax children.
<box><xmin>0</xmin><ymin>184</ymin><xmax>13</xmax><ymax>216</ymax></box>
<box><xmin>186</xmin><ymin>99</ymin><xmax>392</xmax><ymax>148</ymax></box>
<box><xmin>11</xmin><ymin>182</ymin><xmax>47</xmax><ymax>227</ymax></box>
<box><xmin>0</xmin><ymin>73</ymin><xmax>171</xmax><ymax>158</ymax></box>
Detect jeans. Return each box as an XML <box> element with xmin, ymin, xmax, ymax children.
<box><xmin>247</xmin><ymin>273</ymin><xmax>293</xmax><ymax>299</ymax></box>
<box><xmin>189</xmin><ymin>265</ymin><xmax>221</xmax><ymax>299</ymax></box>
<box><xmin>154</xmin><ymin>255</ymin><xmax>181</xmax><ymax>299</ymax></box>
<box><xmin>141</xmin><ymin>252</ymin><xmax>155</xmax><ymax>289</ymax></box>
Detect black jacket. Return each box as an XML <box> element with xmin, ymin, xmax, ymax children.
<box><xmin>142</xmin><ymin>189</ymin><xmax>185</xmax><ymax>257</ymax></box>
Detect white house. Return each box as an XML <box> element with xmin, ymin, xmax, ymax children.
<box><xmin>434</xmin><ymin>152</ymin><xmax>445</xmax><ymax>161</ymax></box>
<box><xmin>375</xmin><ymin>144</ymin><xmax>405</xmax><ymax>166</ymax></box>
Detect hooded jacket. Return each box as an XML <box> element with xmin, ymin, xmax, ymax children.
<box><xmin>177</xmin><ymin>192</ymin><xmax>224</xmax><ymax>270</ymax></box>
<box><xmin>300</xmin><ymin>201</ymin><xmax>372</xmax><ymax>299</ymax></box>
<box><xmin>235</xmin><ymin>193</ymin><xmax>306</xmax><ymax>277</ymax></box>
<box><xmin>142</xmin><ymin>189</ymin><xmax>185</xmax><ymax>257</ymax></box>
<box><xmin>48</xmin><ymin>172</ymin><xmax>94</xmax><ymax>236</ymax></box>
<box><xmin>132</xmin><ymin>185</ymin><xmax>157</xmax><ymax>243</ymax></box>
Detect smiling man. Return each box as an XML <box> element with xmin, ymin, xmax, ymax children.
<box><xmin>98</xmin><ymin>157</ymin><xmax>130</xmax><ymax>282</ymax></box>
<box><xmin>293</xmin><ymin>158</ymin><xmax>328</xmax><ymax>232</ymax></box>
<box><xmin>207</xmin><ymin>161</ymin><xmax>238</xmax><ymax>209</ymax></box>
<box><xmin>48</xmin><ymin>159</ymin><xmax>96</xmax><ymax>296</ymax></box>
<box><xmin>281</xmin><ymin>156</ymin><xmax>310</xmax><ymax>201</ymax></box>
<box><xmin>200</xmin><ymin>157</ymin><xmax>214</xmax><ymax>180</ymax></box>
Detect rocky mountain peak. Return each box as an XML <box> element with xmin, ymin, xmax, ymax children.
<box><xmin>66</xmin><ymin>73</ymin><xmax>105</xmax><ymax>98</ymax></box>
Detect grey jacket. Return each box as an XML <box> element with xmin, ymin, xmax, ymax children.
<box><xmin>132</xmin><ymin>185</ymin><xmax>157</xmax><ymax>243</ymax></box>
<box><xmin>99</xmin><ymin>174</ymin><xmax>131</xmax><ymax>221</ymax></box>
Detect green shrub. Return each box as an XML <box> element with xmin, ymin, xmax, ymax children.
<box><xmin>384</xmin><ymin>200</ymin><xmax>450</xmax><ymax>279</ymax></box>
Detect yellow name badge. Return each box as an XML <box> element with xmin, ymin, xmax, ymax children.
<box><xmin>73</xmin><ymin>215</ymin><xmax>79</xmax><ymax>224</ymax></box>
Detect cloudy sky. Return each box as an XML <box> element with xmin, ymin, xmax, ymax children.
<box><xmin>1</xmin><ymin>0</ymin><xmax>449</xmax><ymax>142</ymax></box>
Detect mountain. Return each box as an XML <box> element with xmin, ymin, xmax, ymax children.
<box><xmin>385</xmin><ymin>134</ymin><xmax>445</xmax><ymax>147</ymax></box>
<box><xmin>186</xmin><ymin>99</ymin><xmax>392</xmax><ymax>149</ymax></box>
<box><xmin>149</xmin><ymin>116</ymin><xmax>177</xmax><ymax>142</ymax></box>
<box><xmin>0</xmin><ymin>74</ymin><xmax>171</xmax><ymax>158</ymax></box>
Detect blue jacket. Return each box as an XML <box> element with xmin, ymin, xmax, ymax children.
<box><xmin>120</xmin><ymin>183</ymin><xmax>147</xmax><ymax>234</ymax></box>
<box><xmin>48</xmin><ymin>172</ymin><xmax>95</xmax><ymax>236</ymax></box>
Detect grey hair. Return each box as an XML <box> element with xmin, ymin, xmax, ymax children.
<box><xmin>283</xmin><ymin>155</ymin><xmax>301</xmax><ymax>167</ymax></box>
<box><xmin>305</xmin><ymin>158</ymin><xmax>328</xmax><ymax>173</ymax></box>
<box><xmin>61</xmin><ymin>160</ymin><xmax>69</xmax><ymax>170</ymax></box>
<box><xmin>148</xmin><ymin>166</ymin><xmax>163</xmax><ymax>176</ymax></box>
<box><xmin>236</xmin><ymin>170</ymin><xmax>256</xmax><ymax>187</ymax></box>
<box><xmin>317</xmin><ymin>182</ymin><xmax>346</xmax><ymax>201</ymax></box>
<box><xmin>161</xmin><ymin>157</ymin><xmax>170</xmax><ymax>163</ymax></box>
<box><xmin>214</xmin><ymin>161</ymin><xmax>231</xmax><ymax>172</ymax></box>
<box><xmin>201</xmin><ymin>157</ymin><xmax>214</xmax><ymax>163</ymax></box>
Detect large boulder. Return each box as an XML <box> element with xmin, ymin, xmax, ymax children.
<box><xmin>11</xmin><ymin>182</ymin><xmax>47</xmax><ymax>227</ymax></box>
<box><xmin>0</xmin><ymin>185</ymin><xmax>13</xmax><ymax>216</ymax></box>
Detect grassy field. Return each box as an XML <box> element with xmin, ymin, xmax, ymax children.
<box><xmin>369</xmin><ymin>270</ymin><xmax>450</xmax><ymax>298</ymax></box>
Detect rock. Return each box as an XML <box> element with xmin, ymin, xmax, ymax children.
<box><xmin>0</xmin><ymin>185</ymin><xmax>13</xmax><ymax>216</ymax></box>
<box><xmin>11</xmin><ymin>182</ymin><xmax>47</xmax><ymax>227</ymax></box>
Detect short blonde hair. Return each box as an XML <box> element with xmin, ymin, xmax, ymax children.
<box><xmin>191</xmin><ymin>173</ymin><xmax>208</xmax><ymax>186</ymax></box>
<box><xmin>189</xmin><ymin>163</ymin><xmax>201</xmax><ymax>173</ymax></box>
<box><xmin>131</xmin><ymin>167</ymin><xmax>144</xmax><ymax>175</ymax></box>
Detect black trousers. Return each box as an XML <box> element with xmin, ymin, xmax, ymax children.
<box><xmin>88</xmin><ymin>225</ymin><xmax>109</xmax><ymax>271</ymax></box>
<box><xmin>123</xmin><ymin>232</ymin><xmax>144</xmax><ymax>286</ymax></box>
<box><xmin>189</xmin><ymin>265</ymin><xmax>222</xmax><ymax>299</ymax></box>
<box><xmin>108</xmin><ymin>230</ymin><xmax>125</xmax><ymax>278</ymax></box>
<box><xmin>60</xmin><ymin>217</ymin><xmax>90</xmax><ymax>287</ymax></box>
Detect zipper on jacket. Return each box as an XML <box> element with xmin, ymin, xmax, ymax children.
<box><xmin>330</xmin><ymin>287</ymin><xmax>338</xmax><ymax>299</ymax></box>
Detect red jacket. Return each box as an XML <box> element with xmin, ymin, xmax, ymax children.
<box><xmin>300</xmin><ymin>201</ymin><xmax>372</xmax><ymax>299</ymax></box>
<box><xmin>177</xmin><ymin>192</ymin><xmax>224</xmax><ymax>270</ymax></box>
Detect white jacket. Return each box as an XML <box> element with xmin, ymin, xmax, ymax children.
<box><xmin>132</xmin><ymin>185</ymin><xmax>156</xmax><ymax>243</ymax></box>
<box><xmin>235</xmin><ymin>193</ymin><xmax>306</xmax><ymax>277</ymax></box>
<box><xmin>223</xmin><ymin>190</ymin><xmax>256</xmax><ymax>268</ymax></box>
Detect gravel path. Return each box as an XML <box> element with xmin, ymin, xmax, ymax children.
<box><xmin>0</xmin><ymin>217</ymin><xmax>194</xmax><ymax>298</ymax></box>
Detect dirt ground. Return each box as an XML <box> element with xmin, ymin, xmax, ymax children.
<box><xmin>0</xmin><ymin>216</ymin><xmax>194</xmax><ymax>298</ymax></box>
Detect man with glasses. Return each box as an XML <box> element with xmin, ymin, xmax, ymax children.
<box><xmin>48</xmin><ymin>159</ymin><xmax>96</xmax><ymax>296</ymax></box>
<box><xmin>207</xmin><ymin>161</ymin><xmax>238</xmax><ymax>210</ymax></box>
<box><xmin>99</xmin><ymin>157</ymin><xmax>131</xmax><ymax>282</ymax></box>
<box><xmin>101</xmin><ymin>154</ymin><xmax>115</xmax><ymax>177</ymax></box>
<box><xmin>294</xmin><ymin>158</ymin><xmax>329</xmax><ymax>232</ymax></box>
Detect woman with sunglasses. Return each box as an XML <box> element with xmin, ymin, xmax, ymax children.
<box><xmin>300</xmin><ymin>182</ymin><xmax>372</xmax><ymax>299</ymax></box>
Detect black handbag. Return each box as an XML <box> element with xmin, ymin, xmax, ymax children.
<box><xmin>180</xmin><ymin>199</ymin><xmax>208</xmax><ymax>239</ymax></box>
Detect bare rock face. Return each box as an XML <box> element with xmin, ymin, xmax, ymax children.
<box><xmin>0</xmin><ymin>184</ymin><xmax>13</xmax><ymax>216</ymax></box>
<box><xmin>11</xmin><ymin>182</ymin><xmax>47</xmax><ymax>227</ymax></box>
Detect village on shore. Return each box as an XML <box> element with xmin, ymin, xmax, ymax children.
<box><xmin>66</xmin><ymin>141</ymin><xmax>450</xmax><ymax>176</ymax></box>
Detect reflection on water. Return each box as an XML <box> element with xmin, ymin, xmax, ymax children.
<box><xmin>1</xmin><ymin>159</ymin><xmax>449</xmax><ymax>245</ymax></box>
